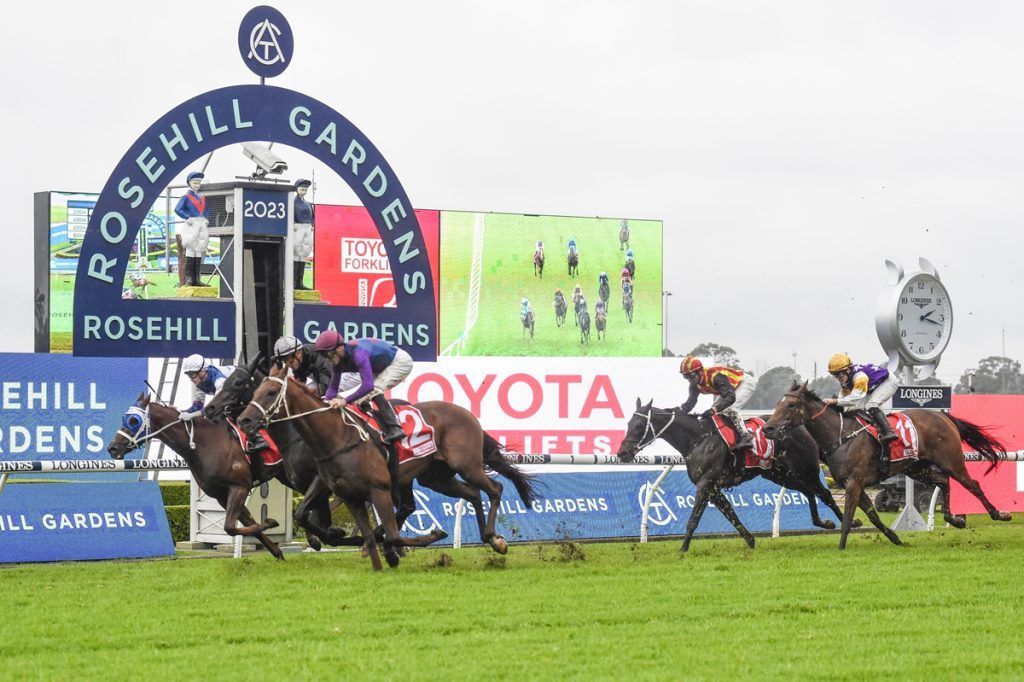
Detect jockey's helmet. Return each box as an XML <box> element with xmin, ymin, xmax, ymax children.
<box><xmin>314</xmin><ymin>329</ymin><xmax>343</xmax><ymax>353</ymax></box>
<box><xmin>272</xmin><ymin>335</ymin><xmax>303</xmax><ymax>361</ymax></box>
<box><xmin>182</xmin><ymin>353</ymin><xmax>205</xmax><ymax>375</ymax></box>
<box><xmin>626</xmin><ymin>249</ymin><xmax>633</xmax><ymax>258</ymax></box>
<box><xmin>620</xmin><ymin>219</ymin><xmax>628</xmax><ymax>228</ymax></box>
<box><xmin>621</xmin><ymin>267</ymin><xmax>630</xmax><ymax>278</ymax></box>
<box><xmin>828</xmin><ymin>353</ymin><xmax>853</xmax><ymax>375</ymax></box>
<box><xmin>537</xmin><ymin>240</ymin><xmax>543</xmax><ymax>247</ymax></box>
<box><xmin>521</xmin><ymin>298</ymin><xmax>528</xmax><ymax>306</ymax></box>
<box><xmin>679</xmin><ymin>355</ymin><xmax>703</xmax><ymax>375</ymax></box>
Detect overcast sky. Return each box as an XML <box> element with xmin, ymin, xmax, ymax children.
<box><xmin>2</xmin><ymin>1</ymin><xmax>1022</xmax><ymax>383</ymax></box>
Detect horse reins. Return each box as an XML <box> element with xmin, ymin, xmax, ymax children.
<box><xmin>628</xmin><ymin>408</ymin><xmax>676</xmax><ymax>455</ymax></box>
<box><xmin>247</xmin><ymin>376</ymin><xmax>370</xmax><ymax>445</ymax></box>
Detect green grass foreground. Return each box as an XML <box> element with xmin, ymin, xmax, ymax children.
<box><xmin>1</xmin><ymin>518</ymin><xmax>1023</xmax><ymax>680</ymax></box>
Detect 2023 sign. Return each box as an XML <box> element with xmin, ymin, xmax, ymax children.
<box><xmin>243</xmin><ymin>198</ymin><xmax>286</xmax><ymax>219</ymax></box>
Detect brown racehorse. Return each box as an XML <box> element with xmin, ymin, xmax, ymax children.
<box><xmin>107</xmin><ymin>393</ymin><xmax>285</xmax><ymax>560</ymax></box>
<box><xmin>236</xmin><ymin>364</ymin><xmax>536</xmax><ymax>569</ymax></box>
<box><xmin>763</xmin><ymin>382</ymin><xmax>1012</xmax><ymax>550</ymax></box>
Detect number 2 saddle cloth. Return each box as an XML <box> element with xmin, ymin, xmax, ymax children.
<box><xmin>710</xmin><ymin>414</ymin><xmax>776</xmax><ymax>469</ymax></box>
<box><xmin>348</xmin><ymin>404</ymin><xmax>439</xmax><ymax>464</ymax></box>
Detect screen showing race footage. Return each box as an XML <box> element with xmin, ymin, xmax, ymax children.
<box><xmin>438</xmin><ymin>211</ymin><xmax>663</xmax><ymax>357</ymax></box>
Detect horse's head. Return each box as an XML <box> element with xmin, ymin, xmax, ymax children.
<box><xmin>204</xmin><ymin>353</ymin><xmax>264</xmax><ymax>423</ymax></box>
<box><xmin>617</xmin><ymin>397</ymin><xmax>659</xmax><ymax>463</ymax></box>
<box><xmin>107</xmin><ymin>392</ymin><xmax>152</xmax><ymax>460</ymax></box>
<box><xmin>236</xmin><ymin>363</ymin><xmax>296</xmax><ymax>437</ymax></box>
<box><xmin>764</xmin><ymin>381</ymin><xmax>821</xmax><ymax>441</ymax></box>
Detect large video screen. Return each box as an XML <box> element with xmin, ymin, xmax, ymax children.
<box><xmin>438</xmin><ymin>211</ymin><xmax>663</xmax><ymax>357</ymax></box>
<box><xmin>39</xmin><ymin>192</ymin><xmax>221</xmax><ymax>353</ymax></box>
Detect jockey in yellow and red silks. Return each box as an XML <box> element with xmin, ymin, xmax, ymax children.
<box><xmin>678</xmin><ymin>355</ymin><xmax>758</xmax><ymax>452</ymax></box>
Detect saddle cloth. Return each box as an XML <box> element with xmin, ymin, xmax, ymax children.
<box><xmin>711</xmin><ymin>414</ymin><xmax>776</xmax><ymax>469</ymax></box>
<box><xmin>855</xmin><ymin>412</ymin><xmax>920</xmax><ymax>462</ymax></box>
<box><xmin>227</xmin><ymin>422</ymin><xmax>283</xmax><ymax>467</ymax></box>
<box><xmin>349</xmin><ymin>404</ymin><xmax>438</xmax><ymax>464</ymax></box>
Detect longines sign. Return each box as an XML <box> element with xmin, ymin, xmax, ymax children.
<box><xmin>892</xmin><ymin>385</ymin><xmax>952</xmax><ymax>410</ymax></box>
<box><xmin>72</xmin><ymin>6</ymin><xmax>437</xmax><ymax>359</ymax></box>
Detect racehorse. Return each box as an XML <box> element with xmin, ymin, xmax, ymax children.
<box><xmin>554</xmin><ymin>290</ymin><xmax>567</xmax><ymax>327</ymax></box>
<box><xmin>599</xmin><ymin>280</ymin><xmax>610</xmax><ymax>306</ymax></box>
<box><xmin>522</xmin><ymin>309</ymin><xmax>536</xmax><ymax>340</ymax></box>
<box><xmin>619</xmin><ymin>220</ymin><xmax>630</xmax><ymax>250</ymax></box>
<box><xmin>237</xmin><ymin>365</ymin><xmax>536</xmax><ymax>569</ymax></box>
<box><xmin>579</xmin><ymin>309</ymin><xmax>591</xmax><ymax>344</ymax></box>
<box><xmin>568</xmin><ymin>251</ymin><xmax>579</xmax><ymax>277</ymax></box>
<box><xmin>595</xmin><ymin>309</ymin><xmax>607</xmax><ymax>340</ymax></box>
<box><xmin>763</xmin><ymin>382</ymin><xmax>1012</xmax><ymax>549</ymax></box>
<box><xmin>107</xmin><ymin>393</ymin><xmax>286</xmax><ymax>560</ymax></box>
<box><xmin>573</xmin><ymin>289</ymin><xmax>585</xmax><ymax>327</ymax></box>
<box><xmin>622</xmin><ymin>289</ymin><xmax>634</xmax><ymax>323</ymax></box>
<box><xmin>202</xmin><ymin>356</ymin><xmax>364</xmax><ymax>550</ymax></box>
<box><xmin>618</xmin><ymin>399</ymin><xmax>855</xmax><ymax>552</ymax></box>
<box><xmin>624</xmin><ymin>256</ymin><xmax>635</xmax><ymax>279</ymax></box>
<box><xmin>534</xmin><ymin>249</ymin><xmax>544</xmax><ymax>279</ymax></box>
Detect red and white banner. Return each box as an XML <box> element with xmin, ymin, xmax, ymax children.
<box><xmin>949</xmin><ymin>394</ymin><xmax>1024</xmax><ymax>515</ymax></box>
<box><xmin>388</xmin><ymin>357</ymin><xmax>707</xmax><ymax>458</ymax></box>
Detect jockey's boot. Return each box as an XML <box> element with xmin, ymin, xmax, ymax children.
<box><xmin>372</xmin><ymin>394</ymin><xmax>406</xmax><ymax>444</ymax></box>
<box><xmin>727</xmin><ymin>410</ymin><xmax>753</xmax><ymax>452</ymax></box>
<box><xmin>182</xmin><ymin>257</ymin><xmax>195</xmax><ymax>286</ymax></box>
<box><xmin>246</xmin><ymin>431</ymin><xmax>269</xmax><ymax>482</ymax></box>
<box><xmin>294</xmin><ymin>261</ymin><xmax>309</xmax><ymax>290</ymax></box>
<box><xmin>869</xmin><ymin>407</ymin><xmax>896</xmax><ymax>467</ymax></box>
<box><xmin>192</xmin><ymin>257</ymin><xmax>204</xmax><ymax>286</ymax></box>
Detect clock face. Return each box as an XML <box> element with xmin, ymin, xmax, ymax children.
<box><xmin>896</xmin><ymin>274</ymin><xmax>952</xmax><ymax>362</ymax></box>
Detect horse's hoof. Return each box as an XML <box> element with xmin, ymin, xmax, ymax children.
<box><xmin>360</xmin><ymin>545</ymin><xmax>371</xmax><ymax>558</ymax></box>
<box><xmin>997</xmin><ymin>512</ymin><xmax>1012</xmax><ymax>522</ymax></box>
<box><xmin>385</xmin><ymin>551</ymin><xmax>401</xmax><ymax>568</ymax></box>
<box><xmin>851</xmin><ymin>518</ymin><xmax>864</xmax><ymax>529</ymax></box>
<box><xmin>431</xmin><ymin>530</ymin><xmax>449</xmax><ymax>543</ymax></box>
<box><xmin>948</xmin><ymin>515</ymin><xmax>967</xmax><ymax>529</ymax></box>
<box><xmin>325</xmin><ymin>526</ymin><xmax>348</xmax><ymax>545</ymax></box>
<box><xmin>264</xmin><ymin>518</ymin><xmax>280</xmax><ymax>530</ymax></box>
<box><xmin>274</xmin><ymin>552</ymin><xmax>286</xmax><ymax>562</ymax></box>
<box><xmin>307</xmin><ymin>535</ymin><xmax>323</xmax><ymax>552</ymax></box>
<box><xmin>744</xmin><ymin>537</ymin><xmax>756</xmax><ymax>549</ymax></box>
<box><xmin>489</xmin><ymin>535</ymin><xmax>509</xmax><ymax>555</ymax></box>
<box><xmin>818</xmin><ymin>520</ymin><xmax>836</xmax><ymax>530</ymax></box>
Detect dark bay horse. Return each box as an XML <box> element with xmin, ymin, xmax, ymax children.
<box><xmin>579</xmin><ymin>309</ymin><xmax>591</xmax><ymax>344</ymax></box>
<box><xmin>202</xmin><ymin>357</ymin><xmax>362</xmax><ymax>551</ymax></box>
<box><xmin>521</xmin><ymin>310</ymin><xmax>536</xmax><ymax>340</ymax></box>
<box><xmin>534</xmin><ymin>249</ymin><xmax>544</xmax><ymax>278</ymax></box>
<box><xmin>599</xmin><ymin>280</ymin><xmax>610</xmax><ymax>305</ymax></box>
<box><xmin>554</xmin><ymin>291</ymin><xmax>567</xmax><ymax>327</ymax></box>
<box><xmin>619</xmin><ymin>220</ymin><xmax>630</xmax><ymax>250</ymax></box>
<box><xmin>237</xmin><ymin>366</ymin><xmax>536</xmax><ymax>569</ymax></box>
<box><xmin>568</xmin><ymin>251</ymin><xmax>579</xmax><ymax>277</ymax></box>
<box><xmin>595</xmin><ymin>309</ymin><xmax>607</xmax><ymax>340</ymax></box>
<box><xmin>622</xmin><ymin>289</ymin><xmax>634</xmax><ymax>323</ymax></box>
<box><xmin>107</xmin><ymin>394</ymin><xmax>285</xmax><ymax>560</ymax></box>
<box><xmin>618</xmin><ymin>399</ymin><xmax>853</xmax><ymax>552</ymax></box>
<box><xmin>763</xmin><ymin>382</ymin><xmax>1012</xmax><ymax>549</ymax></box>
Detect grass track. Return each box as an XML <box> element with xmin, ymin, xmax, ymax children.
<box><xmin>1</xmin><ymin>517</ymin><xmax>1023</xmax><ymax>679</ymax></box>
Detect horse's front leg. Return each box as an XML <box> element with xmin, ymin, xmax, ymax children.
<box><xmin>680</xmin><ymin>479</ymin><xmax>714</xmax><ymax>553</ymax></box>
<box><xmin>710</xmin><ymin>489</ymin><xmax>755</xmax><ymax>548</ymax></box>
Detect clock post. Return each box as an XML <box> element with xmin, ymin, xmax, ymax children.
<box><xmin>875</xmin><ymin>257</ymin><xmax>954</xmax><ymax>531</ymax></box>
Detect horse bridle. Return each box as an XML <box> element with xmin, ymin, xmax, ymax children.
<box><xmin>115</xmin><ymin>403</ymin><xmax>194</xmax><ymax>453</ymax></box>
<box><xmin>623</xmin><ymin>408</ymin><xmax>676</xmax><ymax>457</ymax></box>
<box><xmin>246</xmin><ymin>376</ymin><xmax>369</xmax><ymax>443</ymax></box>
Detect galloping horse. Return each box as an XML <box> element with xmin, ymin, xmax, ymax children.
<box><xmin>622</xmin><ymin>289</ymin><xmax>634</xmax><ymax>323</ymax></box>
<box><xmin>568</xmin><ymin>250</ymin><xmax>579</xmax><ymax>277</ymax></box>
<box><xmin>618</xmin><ymin>399</ymin><xmax>854</xmax><ymax>552</ymax></box>
<box><xmin>522</xmin><ymin>309</ymin><xmax>536</xmax><ymax>339</ymax></box>
<box><xmin>595</xmin><ymin>308</ymin><xmax>607</xmax><ymax>340</ymax></box>
<box><xmin>619</xmin><ymin>220</ymin><xmax>630</xmax><ymax>250</ymax></box>
<box><xmin>107</xmin><ymin>393</ymin><xmax>286</xmax><ymax>560</ymax></box>
<box><xmin>202</xmin><ymin>356</ymin><xmax>361</xmax><ymax>550</ymax></box>
<box><xmin>534</xmin><ymin>248</ymin><xmax>544</xmax><ymax>278</ymax></box>
<box><xmin>237</xmin><ymin>365</ymin><xmax>536</xmax><ymax>569</ymax></box>
<box><xmin>554</xmin><ymin>290</ymin><xmax>568</xmax><ymax>327</ymax></box>
<box><xmin>598</xmin><ymin>279</ymin><xmax>610</xmax><ymax>306</ymax></box>
<box><xmin>579</xmin><ymin>309</ymin><xmax>591</xmax><ymax>344</ymax></box>
<box><xmin>763</xmin><ymin>382</ymin><xmax>1012</xmax><ymax>549</ymax></box>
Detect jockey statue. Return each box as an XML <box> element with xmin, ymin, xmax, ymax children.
<box><xmin>824</xmin><ymin>353</ymin><xmax>899</xmax><ymax>460</ymax></box>
<box><xmin>174</xmin><ymin>172</ymin><xmax>210</xmax><ymax>287</ymax></box>
<box><xmin>678</xmin><ymin>355</ymin><xmax>758</xmax><ymax>452</ymax></box>
<box><xmin>292</xmin><ymin>179</ymin><xmax>315</xmax><ymax>291</ymax></box>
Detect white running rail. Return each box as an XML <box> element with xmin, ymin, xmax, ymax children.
<box><xmin>441</xmin><ymin>213</ymin><xmax>485</xmax><ymax>357</ymax></box>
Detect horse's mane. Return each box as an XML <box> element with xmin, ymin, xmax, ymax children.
<box><xmin>788</xmin><ymin>381</ymin><xmax>825</xmax><ymax>403</ymax></box>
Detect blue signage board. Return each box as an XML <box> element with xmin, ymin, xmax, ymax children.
<box><xmin>0</xmin><ymin>481</ymin><xmax>174</xmax><ymax>563</ymax></box>
<box><xmin>0</xmin><ymin>353</ymin><xmax>149</xmax><ymax>476</ymax></box>
<box><xmin>401</xmin><ymin>470</ymin><xmax>835</xmax><ymax>545</ymax></box>
<box><xmin>241</xmin><ymin>188</ymin><xmax>289</xmax><ymax>236</ymax></box>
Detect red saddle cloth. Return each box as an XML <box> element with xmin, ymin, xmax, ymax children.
<box><xmin>228</xmin><ymin>422</ymin><xmax>283</xmax><ymax>467</ymax></box>
<box><xmin>349</xmin><ymin>404</ymin><xmax>438</xmax><ymax>464</ymax></box>
<box><xmin>710</xmin><ymin>414</ymin><xmax>776</xmax><ymax>469</ymax></box>
<box><xmin>855</xmin><ymin>412</ymin><xmax>920</xmax><ymax>462</ymax></box>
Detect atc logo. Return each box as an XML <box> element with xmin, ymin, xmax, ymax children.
<box><xmin>404</xmin><ymin>489</ymin><xmax>445</xmax><ymax>536</ymax></box>
<box><xmin>637</xmin><ymin>481</ymin><xmax>677</xmax><ymax>527</ymax></box>
<box><xmin>238</xmin><ymin>6</ymin><xmax>294</xmax><ymax>79</ymax></box>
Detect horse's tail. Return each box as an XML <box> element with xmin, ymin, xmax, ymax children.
<box><xmin>482</xmin><ymin>432</ymin><xmax>540</xmax><ymax>505</ymax></box>
<box><xmin>944</xmin><ymin>414</ymin><xmax>1007</xmax><ymax>473</ymax></box>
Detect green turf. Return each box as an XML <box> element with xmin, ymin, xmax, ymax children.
<box><xmin>1</xmin><ymin>517</ymin><xmax>1022</xmax><ymax>679</ymax></box>
<box><xmin>439</xmin><ymin>212</ymin><xmax>664</xmax><ymax>357</ymax></box>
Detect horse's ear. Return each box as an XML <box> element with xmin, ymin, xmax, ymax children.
<box><xmin>801</xmin><ymin>380</ymin><xmax>810</xmax><ymax>392</ymax></box>
<box><xmin>140</xmin><ymin>393</ymin><xmax>152</xmax><ymax>407</ymax></box>
<box><xmin>246</xmin><ymin>352</ymin><xmax>261</xmax><ymax>374</ymax></box>
<box><xmin>645</xmin><ymin>399</ymin><xmax>654</xmax><ymax>410</ymax></box>
<box><xmin>635</xmin><ymin>397</ymin><xmax>642</xmax><ymax>410</ymax></box>
<box><xmin>135</xmin><ymin>390</ymin><xmax>146</xmax><ymax>403</ymax></box>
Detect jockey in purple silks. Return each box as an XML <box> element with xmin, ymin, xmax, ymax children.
<box><xmin>824</xmin><ymin>353</ymin><xmax>899</xmax><ymax>462</ymax></box>
<box><xmin>314</xmin><ymin>330</ymin><xmax>413</xmax><ymax>444</ymax></box>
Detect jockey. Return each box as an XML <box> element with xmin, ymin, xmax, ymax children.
<box><xmin>534</xmin><ymin>240</ymin><xmax>544</xmax><ymax>260</ymax></box>
<box><xmin>181</xmin><ymin>353</ymin><xmax>237</xmax><ymax>419</ymax></box>
<box><xmin>595</xmin><ymin>299</ymin><xmax>607</xmax><ymax>315</ymax></box>
<box><xmin>568</xmin><ymin>238</ymin><xmax>578</xmax><ymax>257</ymax></box>
<box><xmin>625</xmin><ymin>249</ymin><xmax>635</xmax><ymax>278</ymax></box>
<box><xmin>678</xmin><ymin>355</ymin><xmax>757</xmax><ymax>452</ymax></box>
<box><xmin>598</xmin><ymin>271</ymin><xmax>609</xmax><ymax>286</ymax></box>
<box><xmin>620</xmin><ymin>268</ymin><xmax>633</xmax><ymax>294</ymax></box>
<box><xmin>520</xmin><ymin>297</ymin><xmax>532</xmax><ymax>321</ymax></box>
<box><xmin>577</xmin><ymin>293</ymin><xmax>588</xmax><ymax>313</ymax></box>
<box><xmin>271</xmin><ymin>335</ymin><xmax>334</xmax><ymax>395</ymax></box>
<box><xmin>315</xmin><ymin>330</ymin><xmax>412</xmax><ymax>444</ymax></box>
<box><xmin>824</xmin><ymin>353</ymin><xmax>898</xmax><ymax>449</ymax></box>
